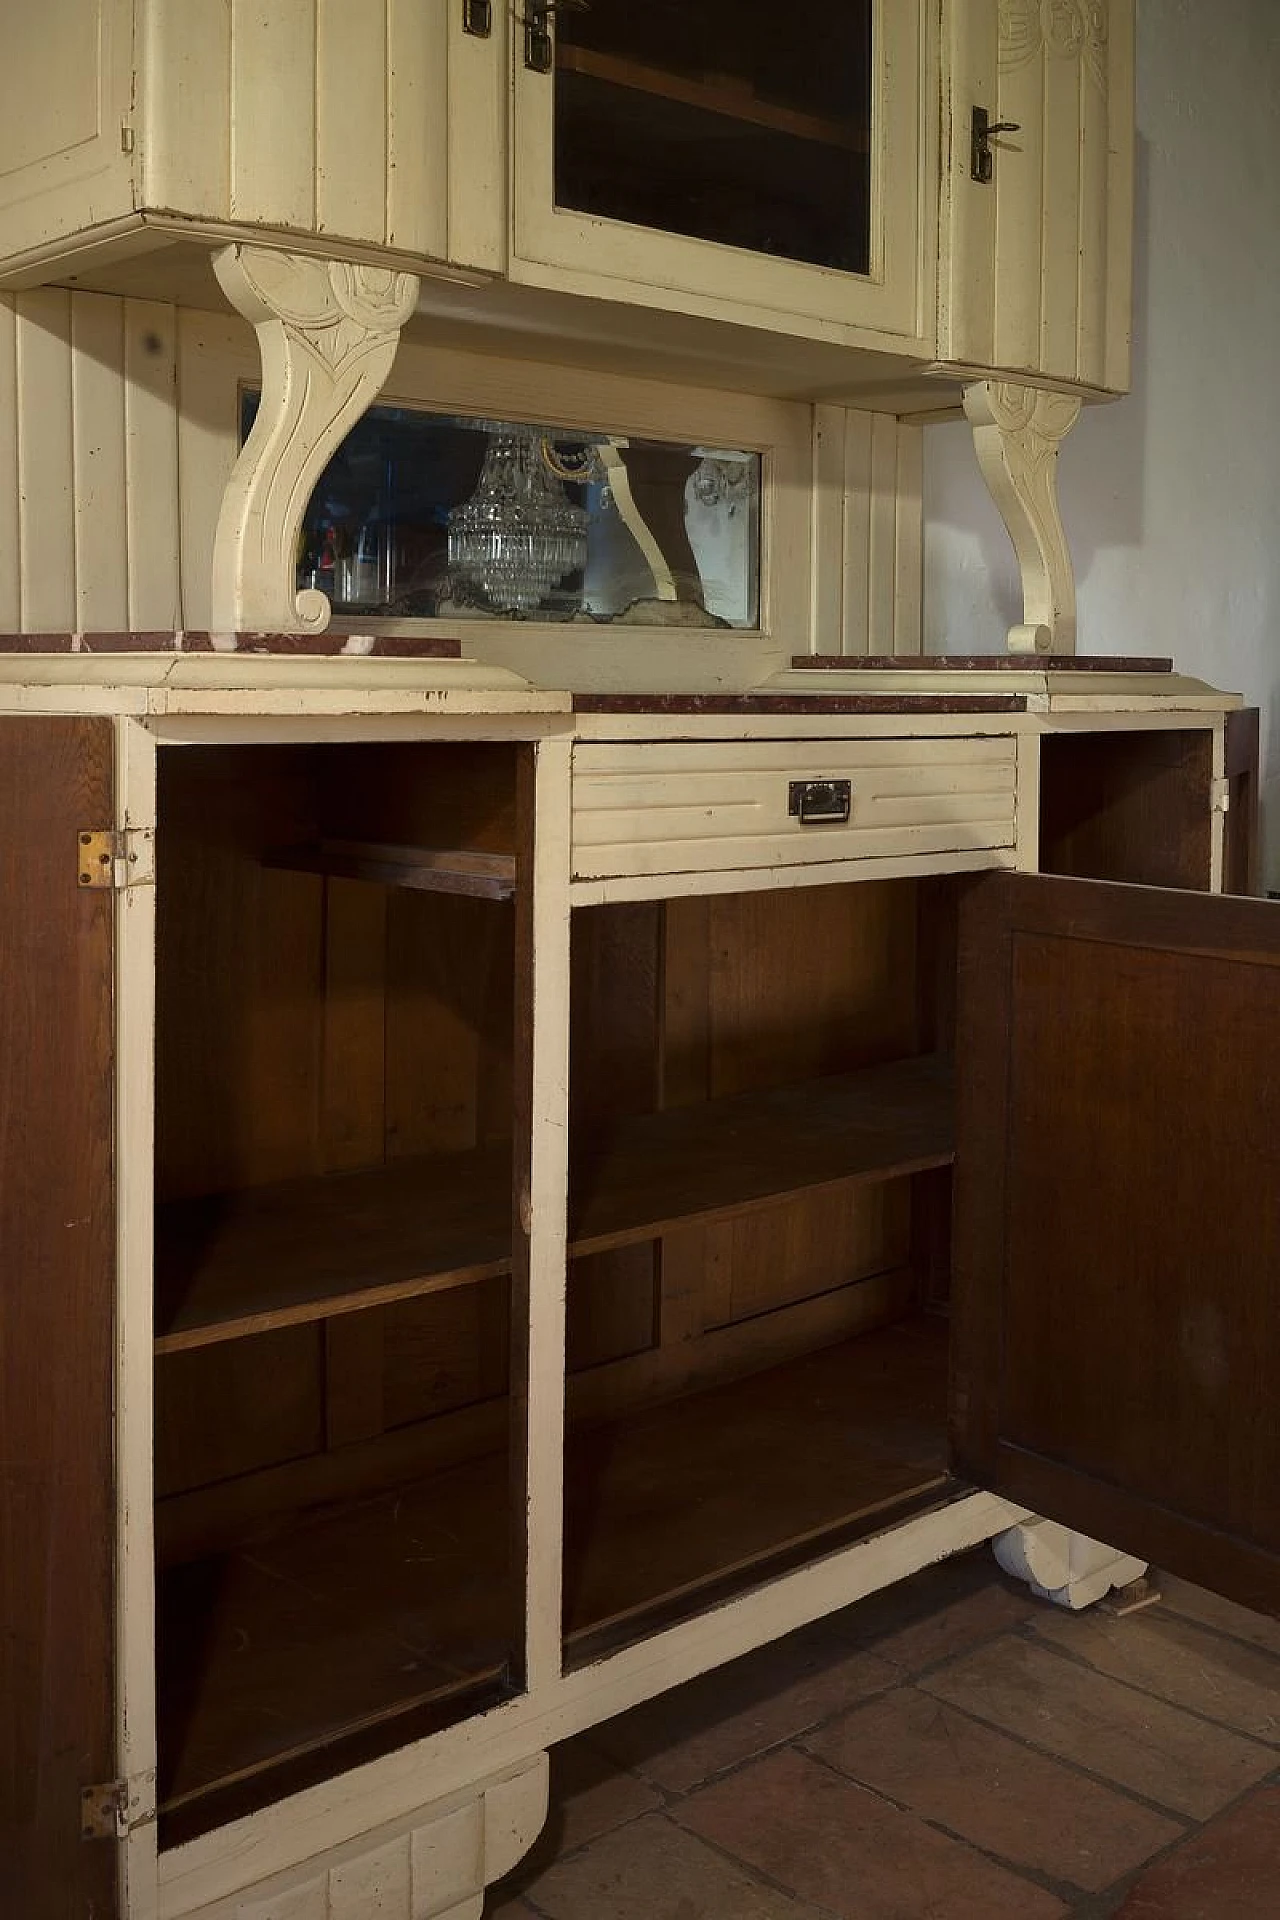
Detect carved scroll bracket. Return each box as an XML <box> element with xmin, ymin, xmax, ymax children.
<box><xmin>210</xmin><ymin>245</ymin><xmax>419</xmax><ymax>636</ymax></box>
<box><xmin>963</xmin><ymin>379</ymin><xmax>1083</xmax><ymax>656</ymax></box>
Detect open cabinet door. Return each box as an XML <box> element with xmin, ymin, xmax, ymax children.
<box><xmin>953</xmin><ymin>870</ymin><xmax>1280</xmax><ymax>1617</ymax></box>
<box><xmin>0</xmin><ymin>720</ymin><xmax>120</xmax><ymax>1916</ymax></box>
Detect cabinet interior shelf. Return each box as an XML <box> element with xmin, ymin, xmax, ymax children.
<box><xmin>154</xmin><ymin>1053</ymin><xmax>954</xmax><ymax>1354</ymax></box>
<box><xmin>157</xmin><ymin>1315</ymin><xmax>949</xmax><ymax>1841</ymax></box>
<box><xmin>265</xmin><ymin>839</ymin><xmax>517</xmax><ymax>900</ymax></box>
<box><xmin>557</xmin><ymin>45</ymin><xmax>868</xmax><ymax>153</ymax></box>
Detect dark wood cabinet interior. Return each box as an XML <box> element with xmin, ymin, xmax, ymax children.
<box><xmin>149</xmin><ymin>723</ymin><xmax>1228</xmax><ymax>1847</ymax></box>
<box><xmin>553</xmin><ymin>0</ymin><xmax>873</xmax><ymax>273</ymax></box>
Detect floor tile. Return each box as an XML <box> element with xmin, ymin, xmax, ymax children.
<box><xmin>923</xmin><ymin>1638</ymin><xmax>1275</xmax><ymax>1820</ymax></box>
<box><xmin>1033</xmin><ymin>1609</ymin><xmax>1280</xmax><ymax>1745</ymax></box>
<box><xmin>804</xmin><ymin>1683</ymin><xmax>1184</xmax><ymax>1892</ymax></box>
<box><xmin>1155</xmin><ymin>1576</ymin><xmax>1280</xmax><ymax>1660</ymax></box>
<box><xmin>676</xmin><ymin>1745</ymin><xmax>1067</xmax><ymax>1919</ymax></box>
<box><xmin>834</xmin><ymin>1559</ymin><xmax>1038</xmax><ymax>1676</ymax></box>
<box><xmin>543</xmin><ymin>1739</ymin><xmax>662</xmax><ymax>1854</ymax></box>
<box><xmin>514</xmin><ymin>1812</ymin><xmax>830</xmax><ymax>1920</ymax></box>
<box><xmin>1113</xmin><ymin>1783</ymin><xmax>1280</xmax><ymax>1918</ymax></box>
<box><xmin>588</xmin><ymin>1620</ymin><xmax>897</xmax><ymax>1793</ymax></box>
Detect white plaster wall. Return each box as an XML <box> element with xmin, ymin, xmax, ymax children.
<box><xmin>924</xmin><ymin>0</ymin><xmax>1280</xmax><ymax>881</ymax></box>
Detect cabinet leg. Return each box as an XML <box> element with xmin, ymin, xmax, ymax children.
<box><xmin>214</xmin><ymin>1753</ymin><xmax>548</xmax><ymax>1920</ymax></box>
<box><xmin>210</xmin><ymin>244</ymin><xmax>418</xmax><ymax>639</ymax></box>
<box><xmin>993</xmin><ymin>1518</ymin><xmax>1147</xmax><ymax>1611</ymax></box>
<box><xmin>963</xmin><ymin>379</ymin><xmax>1082</xmax><ymax>656</ymax></box>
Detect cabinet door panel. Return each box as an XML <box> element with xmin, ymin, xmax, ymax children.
<box><xmin>940</xmin><ymin>0</ymin><xmax>1135</xmax><ymax>392</ymax></box>
<box><xmin>953</xmin><ymin>871</ymin><xmax>1280</xmax><ymax>1615</ymax></box>
<box><xmin>511</xmin><ymin>0</ymin><xmax>929</xmax><ymax>345</ymax></box>
<box><xmin>0</xmin><ymin>720</ymin><xmax>119</xmax><ymax>1916</ymax></box>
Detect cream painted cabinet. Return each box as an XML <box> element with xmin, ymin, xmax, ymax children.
<box><xmin>940</xmin><ymin>0</ymin><xmax>1136</xmax><ymax>393</ymax></box>
<box><xmin>0</xmin><ymin>0</ymin><xmax>495</xmax><ymax>281</ymax></box>
<box><xmin>507</xmin><ymin>0</ymin><xmax>934</xmax><ymax>355</ymax></box>
<box><xmin>0</xmin><ymin>0</ymin><xmax>1133</xmax><ymax>402</ymax></box>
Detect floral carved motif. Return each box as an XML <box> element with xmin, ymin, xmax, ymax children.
<box><xmin>209</xmin><ymin>246</ymin><xmax>419</xmax><ymax>637</ymax></box>
<box><xmin>963</xmin><ymin>380</ymin><xmax>1083</xmax><ymax>655</ymax></box>
<box><xmin>999</xmin><ymin>0</ymin><xmax>1108</xmax><ymax>92</ymax></box>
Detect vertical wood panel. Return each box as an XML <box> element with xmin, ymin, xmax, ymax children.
<box><xmin>809</xmin><ymin>405</ymin><xmax>846</xmax><ymax>657</ymax></box>
<box><xmin>321</xmin><ymin>879</ymin><xmax>387</xmax><ymax>1173</ymax></box>
<box><xmin>230</xmin><ymin>0</ymin><xmax>317</xmax><ymax>227</ymax></box>
<box><xmin>317</xmin><ymin>0</ymin><xmax>388</xmax><ymax>239</ymax></box>
<box><xmin>15</xmin><ymin>289</ymin><xmax>76</xmax><ymax>632</ymax></box>
<box><xmin>866</xmin><ymin>414</ymin><xmax>899</xmax><ymax>653</ymax></box>
<box><xmin>991</xmin><ymin>50</ymin><xmax>1045</xmax><ymax>373</ymax></box>
<box><xmin>142</xmin><ymin>0</ymin><xmax>232</xmax><ymax>217</ymax></box>
<box><xmin>893</xmin><ymin>422</ymin><xmax>923</xmax><ymax>655</ymax></box>
<box><xmin>124</xmin><ymin>299</ymin><xmax>182</xmax><ymax>631</ymax></box>
<box><xmin>388</xmin><ymin>0</ymin><xmax>448</xmax><ymax>257</ymax></box>
<box><xmin>0</xmin><ymin>717</ymin><xmax>118</xmax><ymax>1919</ymax></box>
<box><xmin>0</xmin><ymin>299</ymin><xmax>19</xmax><ymax>627</ymax></box>
<box><xmin>1103</xmin><ymin>0</ymin><xmax>1135</xmax><ymax>394</ymax></box>
<box><xmin>1076</xmin><ymin>47</ymin><xmax>1110</xmax><ymax>384</ymax></box>
<box><xmin>71</xmin><ymin>292</ymin><xmax>129</xmax><ymax>632</ymax></box>
<box><xmin>840</xmin><ymin>409</ymin><xmax>872</xmax><ymax>656</ymax></box>
<box><xmin>1038</xmin><ymin>50</ymin><xmax>1083</xmax><ymax>376</ymax></box>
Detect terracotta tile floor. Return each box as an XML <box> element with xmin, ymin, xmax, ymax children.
<box><xmin>486</xmin><ymin>1551</ymin><xmax>1280</xmax><ymax>1919</ymax></box>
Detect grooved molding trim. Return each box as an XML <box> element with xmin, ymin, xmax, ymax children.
<box><xmin>963</xmin><ymin>378</ymin><xmax>1082</xmax><ymax>655</ymax></box>
<box><xmin>210</xmin><ymin>246</ymin><xmax>419</xmax><ymax>637</ymax></box>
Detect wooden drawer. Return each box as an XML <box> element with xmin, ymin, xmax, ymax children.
<box><xmin>571</xmin><ymin>738</ymin><xmax>1018</xmax><ymax>881</ymax></box>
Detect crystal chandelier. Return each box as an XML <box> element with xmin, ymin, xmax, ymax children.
<box><xmin>447</xmin><ymin>426</ymin><xmax>591</xmax><ymax>615</ymax></box>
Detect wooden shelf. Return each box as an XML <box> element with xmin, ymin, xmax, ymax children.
<box><xmin>156</xmin><ymin>1314</ymin><xmax>950</xmax><ymax>1840</ymax></box>
<box><xmin>558</xmin><ymin>45</ymin><xmax>868</xmax><ymax>153</ymax></box>
<box><xmin>570</xmin><ymin>1053</ymin><xmax>954</xmax><ymax>1256</ymax></box>
<box><xmin>155</xmin><ymin>1055</ymin><xmax>954</xmax><ymax>1353</ymax></box>
<box><xmin>266</xmin><ymin>839</ymin><xmax>516</xmax><ymax>899</ymax></box>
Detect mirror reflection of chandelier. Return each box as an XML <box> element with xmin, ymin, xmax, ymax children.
<box><xmin>447</xmin><ymin>426</ymin><xmax>592</xmax><ymax>614</ymax></box>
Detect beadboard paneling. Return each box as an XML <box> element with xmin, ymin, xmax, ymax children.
<box><xmin>811</xmin><ymin>407</ymin><xmax>924</xmax><ymax>657</ymax></box>
<box><xmin>142</xmin><ymin>0</ymin><xmax>448</xmax><ymax>260</ymax></box>
<box><xmin>939</xmin><ymin>0</ymin><xmax>1135</xmax><ymax>395</ymax></box>
<box><xmin>0</xmin><ymin>290</ymin><xmax>182</xmax><ymax>633</ymax></box>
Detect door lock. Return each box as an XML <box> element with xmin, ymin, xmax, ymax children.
<box><xmin>971</xmin><ymin>106</ymin><xmax>1022</xmax><ymax>184</ymax></box>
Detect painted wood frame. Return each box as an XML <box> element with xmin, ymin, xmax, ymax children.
<box><xmin>508</xmin><ymin>0</ymin><xmax>936</xmax><ymax>353</ymax></box>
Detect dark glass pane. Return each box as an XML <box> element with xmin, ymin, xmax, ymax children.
<box><xmin>553</xmin><ymin>0</ymin><xmax>873</xmax><ymax>274</ymax></box>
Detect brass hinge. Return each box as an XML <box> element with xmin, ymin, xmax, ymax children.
<box><xmin>120</xmin><ymin>122</ymin><xmax>135</xmax><ymax>154</ymax></box>
<box><xmin>77</xmin><ymin>827</ymin><xmax>156</xmax><ymax>891</ymax></box>
<box><xmin>81</xmin><ymin>1771</ymin><xmax>155</xmax><ymax>1840</ymax></box>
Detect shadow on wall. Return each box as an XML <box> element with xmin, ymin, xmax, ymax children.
<box><xmin>923</xmin><ymin>135</ymin><xmax>1152</xmax><ymax>656</ymax></box>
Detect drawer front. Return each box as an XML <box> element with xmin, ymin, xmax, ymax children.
<box><xmin>571</xmin><ymin>738</ymin><xmax>1018</xmax><ymax>881</ymax></box>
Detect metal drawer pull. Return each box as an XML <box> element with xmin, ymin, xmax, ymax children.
<box><xmin>788</xmin><ymin>779</ymin><xmax>852</xmax><ymax>826</ymax></box>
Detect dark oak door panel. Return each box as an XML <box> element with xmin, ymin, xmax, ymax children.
<box><xmin>0</xmin><ymin>719</ymin><xmax>119</xmax><ymax>1917</ymax></box>
<box><xmin>953</xmin><ymin>871</ymin><xmax>1280</xmax><ymax>1617</ymax></box>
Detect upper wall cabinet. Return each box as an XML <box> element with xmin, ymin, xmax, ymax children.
<box><xmin>939</xmin><ymin>0</ymin><xmax>1135</xmax><ymax>394</ymax></box>
<box><xmin>506</xmin><ymin>0</ymin><xmax>934</xmax><ymax>355</ymax></box>
<box><xmin>0</xmin><ymin>1</ymin><xmax>1134</xmax><ymax>404</ymax></box>
<box><xmin>0</xmin><ymin>0</ymin><xmax>500</xmax><ymax>280</ymax></box>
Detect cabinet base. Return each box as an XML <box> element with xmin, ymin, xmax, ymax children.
<box><xmin>174</xmin><ymin>1752</ymin><xmax>548</xmax><ymax>1920</ymax></box>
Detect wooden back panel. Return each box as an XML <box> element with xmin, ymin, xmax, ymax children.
<box><xmin>1039</xmin><ymin>729</ymin><xmax>1214</xmax><ymax>890</ymax></box>
<box><xmin>0</xmin><ymin>718</ymin><xmax>118</xmax><ymax>1918</ymax></box>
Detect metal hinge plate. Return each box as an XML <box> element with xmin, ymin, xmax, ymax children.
<box><xmin>81</xmin><ymin>1771</ymin><xmax>155</xmax><ymax>1840</ymax></box>
<box><xmin>78</xmin><ymin>827</ymin><xmax>155</xmax><ymax>891</ymax></box>
<box><xmin>1212</xmin><ymin>777</ymin><xmax>1232</xmax><ymax>814</ymax></box>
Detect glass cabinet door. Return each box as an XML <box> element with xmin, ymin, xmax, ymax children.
<box><xmin>511</xmin><ymin>0</ymin><xmax>927</xmax><ymax>345</ymax></box>
<box><xmin>551</xmin><ymin>2</ymin><xmax>873</xmax><ymax>275</ymax></box>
